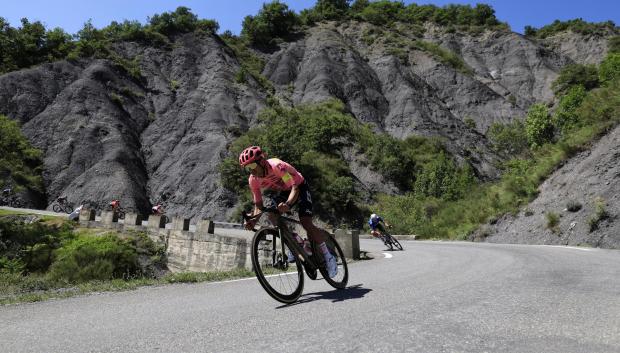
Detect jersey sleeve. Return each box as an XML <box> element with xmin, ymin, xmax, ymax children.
<box><xmin>275</xmin><ymin>161</ymin><xmax>304</xmax><ymax>188</ymax></box>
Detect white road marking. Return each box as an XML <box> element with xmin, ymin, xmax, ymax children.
<box><xmin>540</xmin><ymin>245</ymin><xmax>595</xmax><ymax>252</ymax></box>
<box><xmin>383</xmin><ymin>253</ymin><xmax>393</xmax><ymax>259</ymax></box>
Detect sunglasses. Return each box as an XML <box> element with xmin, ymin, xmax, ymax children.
<box><xmin>244</xmin><ymin>162</ymin><xmax>258</xmax><ymax>172</ymax></box>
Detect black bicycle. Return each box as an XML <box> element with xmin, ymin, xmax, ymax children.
<box><xmin>52</xmin><ymin>196</ymin><xmax>73</xmax><ymax>214</ymax></box>
<box><xmin>0</xmin><ymin>188</ymin><xmax>22</xmax><ymax>208</ymax></box>
<box><xmin>107</xmin><ymin>200</ymin><xmax>134</xmax><ymax>220</ymax></box>
<box><xmin>382</xmin><ymin>230</ymin><xmax>403</xmax><ymax>251</ymax></box>
<box><xmin>244</xmin><ymin>208</ymin><xmax>349</xmax><ymax>304</ymax></box>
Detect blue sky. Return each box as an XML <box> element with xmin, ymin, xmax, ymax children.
<box><xmin>1</xmin><ymin>0</ymin><xmax>618</xmax><ymax>35</ymax></box>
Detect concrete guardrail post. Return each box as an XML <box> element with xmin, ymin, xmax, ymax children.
<box><xmin>79</xmin><ymin>208</ymin><xmax>95</xmax><ymax>224</ymax></box>
<box><xmin>100</xmin><ymin>210</ymin><xmax>118</xmax><ymax>226</ymax></box>
<box><xmin>334</xmin><ymin>229</ymin><xmax>360</xmax><ymax>260</ymax></box>
<box><xmin>171</xmin><ymin>217</ymin><xmax>190</xmax><ymax>231</ymax></box>
<box><xmin>124</xmin><ymin>213</ymin><xmax>142</xmax><ymax>228</ymax></box>
<box><xmin>147</xmin><ymin>215</ymin><xmax>166</xmax><ymax>229</ymax></box>
<box><xmin>197</xmin><ymin>219</ymin><xmax>215</xmax><ymax>234</ymax></box>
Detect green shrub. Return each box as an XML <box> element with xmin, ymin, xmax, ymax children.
<box><xmin>464</xmin><ymin>117</ymin><xmax>476</xmax><ymax>129</ymax></box>
<box><xmin>411</xmin><ymin>40</ymin><xmax>471</xmax><ymax>74</ymax></box>
<box><xmin>241</xmin><ymin>1</ymin><xmax>299</xmax><ymax>46</ymax></box>
<box><xmin>552</xmin><ymin>64</ymin><xmax>599</xmax><ymax>96</ymax></box>
<box><xmin>553</xmin><ymin>85</ymin><xmax>586</xmax><ymax>134</ymax></box>
<box><xmin>0</xmin><ymin>218</ymin><xmax>74</xmax><ymax>273</ymax></box>
<box><xmin>301</xmin><ymin>0</ymin><xmax>350</xmax><ymax>25</ymax></box>
<box><xmin>609</xmin><ymin>36</ymin><xmax>620</xmax><ymax>54</ymax></box>
<box><xmin>488</xmin><ymin>120</ymin><xmax>528</xmax><ymax>155</ymax></box>
<box><xmin>48</xmin><ymin>234</ymin><xmax>139</xmax><ymax>283</ymax></box>
<box><xmin>588</xmin><ymin>197</ymin><xmax>609</xmax><ymax>232</ymax></box>
<box><xmin>599</xmin><ymin>53</ymin><xmax>620</xmax><ymax>84</ymax></box>
<box><xmin>413</xmin><ymin>152</ymin><xmax>475</xmax><ymax>201</ymax></box>
<box><xmin>527</xmin><ymin>19</ymin><xmax>616</xmax><ymax>39</ymax></box>
<box><xmin>148</xmin><ymin>6</ymin><xmax>219</xmax><ymax>35</ymax></box>
<box><xmin>545</xmin><ymin>211</ymin><xmax>559</xmax><ymax>229</ymax></box>
<box><xmin>0</xmin><ymin>115</ymin><xmax>45</xmax><ymax>194</ymax></box>
<box><xmin>525</xmin><ymin>104</ymin><xmax>554</xmax><ymax>147</ymax></box>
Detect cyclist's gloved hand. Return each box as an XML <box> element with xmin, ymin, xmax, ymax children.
<box><xmin>277</xmin><ymin>202</ymin><xmax>290</xmax><ymax>214</ymax></box>
<box><xmin>244</xmin><ymin>219</ymin><xmax>256</xmax><ymax>231</ymax></box>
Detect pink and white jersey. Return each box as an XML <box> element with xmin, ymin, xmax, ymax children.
<box><xmin>249</xmin><ymin>158</ymin><xmax>305</xmax><ymax>204</ymax></box>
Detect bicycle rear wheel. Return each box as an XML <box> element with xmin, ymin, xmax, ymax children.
<box><xmin>389</xmin><ymin>235</ymin><xmax>403</xmax><ymax>250</ymax></box>
<box><xmin>315</xmin><ymin>233</ymin><xmax>348</xmax><ymax>289</ymax></box>
<box><xmin>251</xmin><ymin>227</ymin><xmax>304</xmax><ymax>304</ymax></box>
<box><xmin>53</xmin><ymin>204</ymin><xmax>62</xmax><ymax>213</ymax></box>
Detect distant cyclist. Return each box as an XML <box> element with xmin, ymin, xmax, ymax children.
<box><xmin>369</xmin><ymin>213</ymin><xmax>391</xmax><ymax>241</ymax></box>
<box><xmin>239</xmin><ymin>146</ymin><xmax>338</xmax><ymax>278</ymax></box>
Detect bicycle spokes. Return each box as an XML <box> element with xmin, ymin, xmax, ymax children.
<box><xmin>252</xmin><ymin>229</ymin><xmax>304</xmax><ymax>303</ymax></box>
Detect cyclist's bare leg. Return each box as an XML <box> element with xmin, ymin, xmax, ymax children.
<box><xmin>300</xmin><ymin>216</ymin><xmax>327</xmax><ymax>243</ymax></box>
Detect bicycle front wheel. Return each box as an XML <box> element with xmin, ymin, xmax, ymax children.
<box><xmin>315</xmin><ymin>233</ymin><xmax>348</xmax><ymax>289</ymax></box>
<box><xmin>388</xmin><ymin>234</ymin><xmax>403</xmax><ymax>250</ymax></box>
<box><xmin>53</xmin><ymin>204</ymin><xmax>62</xmax><ymax>213</ymax></box>
<box><xmin>251</xmin><ymin>227</ymin><xmax>304</xmax><ymax>304</ymax></box>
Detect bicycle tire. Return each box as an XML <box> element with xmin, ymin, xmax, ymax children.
<box><xmin>251</xmin><ymin>227</ymin><xmax>304</xmax><ymax>304</ymax></box>
<box><xmin>315</xmin><ymin>234</ymin><xmax>348</xmax><ymax>289</ymax></box>
<box><xmin>117</xmin><ymin>210</ymin><xmax>125</xmax><ymax>219</ymax></box>
<box><xmin>53</xmin><ymin>204</ymin><xmax>62</xmax><ymax>213</ymax></box>
<box><xmin>390</xmin><ymin>235</ymin><xmax>403</xmax><ymax>251</ymax></box>
<box><xmin>63</xmin><ymin>204</ymin><xmax>73</xmax><ymax>214</ymax></box>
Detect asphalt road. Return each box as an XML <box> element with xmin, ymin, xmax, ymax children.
<box><xmin>1</xmin><ymin>240</ymin><xmax>619</xmax><ymax>353</ymax></box>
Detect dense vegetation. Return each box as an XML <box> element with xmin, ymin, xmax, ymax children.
<box><xmin>219</xmin><ymin>99</ymin><xmax>473</xmax><ymax>226</ymax></box>
<box><xmin>374</xmin><ymin>46</ymin><xmax>620</xmax><ymax>238</ymax></box>
<box><xmin>0</xmin><ymin>7</ymin><xmax>218</xmax><ymax>75</ymax></box>
<box><xmin>525</xmin><ymin>18</ymin><xmax>618</xmax><ymax>38</ymax></box>
<box><xmin>240</xmin><ymin>0</ymin><xmax>508</xmax><ymax>46</ymax></box>
<box><xmin>0</xmin><ymin>115</ymin><xmax>45</xmax><ymax>196</ymax></box>
<box><xmin>221</xmin><ymin>34</ymin><xmax>620</xmax><ymax>236</ymax></box>
<box><xmin>0</xmin><ymin>217</ymin><xmax>165</xmax><ymax>281</ymax></box>
<box><xmin>0</xmin><ymin>216</ymin><xmax>167</xmax><ymax>303</ymax></box>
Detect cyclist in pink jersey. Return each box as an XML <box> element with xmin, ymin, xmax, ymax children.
<box><xmin>240</xmin><ymin>146</ymin><xmax>338</xmax><ymax>277</ymax></box>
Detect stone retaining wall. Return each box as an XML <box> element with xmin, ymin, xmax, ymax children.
<box><xmin>78</xmin><ymin>208</ymin><xmax>360</xmax><ymax>273</ymax></box>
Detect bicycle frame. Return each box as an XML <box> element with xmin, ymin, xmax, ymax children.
<box><xmin>246</xmin><ymin>210</ymin><xmax>321</xmax><ymax>272</ymax></box>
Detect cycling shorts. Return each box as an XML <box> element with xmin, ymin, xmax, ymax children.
<box><xmin>263</xmin><ymin>181</ymin><xmax>313</xmax><ymax>217</ymax></box>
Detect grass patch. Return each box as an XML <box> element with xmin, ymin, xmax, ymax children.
<box><xmin>0</xmin><ymin>268</ymin><xmax>254</xmax><ymax>305</ymax></box>
<box><xmin>545</xmin><ymin>212</ymin><xmax>560</xmax><ymax>233</ymax></box>
<box><xmin>588</xmin><ymin>197</ymin><xmax>610</xmax><ymax>232</ymax></box>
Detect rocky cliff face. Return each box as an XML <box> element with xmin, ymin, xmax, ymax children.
<box><xmin>479</xmin><ymin>125</ymin><xmax>620</xmax><ymax>249</ymax></box>
<box><xmin>0</xmin><ymin>23</ymin><xmax>615</xmax><ymax>220</ymax></box>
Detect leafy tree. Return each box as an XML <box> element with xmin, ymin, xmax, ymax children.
<box><xmin>608</xmin><ymin>36</ymin><xmax>620</xmax><ymax>54</ymax></box>
<box><xmin>487</xmin><ymin>120</ymin><xmax>528</xmax><ymax>155</ymax></box>
<box><xmin>553</xmin><ymin>85</ymin><xmax>586</xmax><ymax>133</ymax></box>
<box><xmin>533</xmin><ymin>19</ymin><xmax>617</xmax><ymax>39</ymax></box>
<box><xmin>349</xmin><ymin>0</ymin><xmax>370</xmax><ymax>15</ymax></box>
<box><xmin>524</xmin><ymin>25</ymin><xmax>536</xmax><ymax>36</ymax></box>
<box><xmin>525</xmin><ymin>103</ymin><xmax>554</xmax><ymax>147</ymax></box>
<box><xmin>148</xmin><ymin>6</ymin><xmax>219</xmax><ymax>36</ymax></box>
<box><xmin>301</xmin><ymin>0</ymin><xmax>350</xmax><ymax>24</ymax></box>
<box><xmin>598</xmin><ymin>53</ymin><xmax>620</xmax><ymax>84</ymax></box>
<box><xmin>241</xmin><ymin>1</ymin><xmax>299</xmax><ymax>46</ymax></box>
<box><xmin>552</xmin><ymin>64</ymin><xmax>599</xmax><ymax>96</ymax></box>
<box><xmin>413</xmin><ymin>152</ymin><xmax>474</xmax><ymax>200</ymax></box>
<box><xmin>0</xmin><ymin>115</ymin><xmax>45</xmax><ymax>193</ymax></box>
<box><xmin>356</xmin><ymin>0</ymin><xmax>405</xmax><ymax>26</ymax></box>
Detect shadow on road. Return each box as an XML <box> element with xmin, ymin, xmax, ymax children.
<box><xmin>276</xmin><ymin>284</ymin><xmax>372</xmax><ymax>308</ymax></box>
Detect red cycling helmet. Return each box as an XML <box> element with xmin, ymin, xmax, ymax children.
<box><xmin>239</xmin><ymin>146</ymin><xmax>264</xmax><ymax>167</ymax></box>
